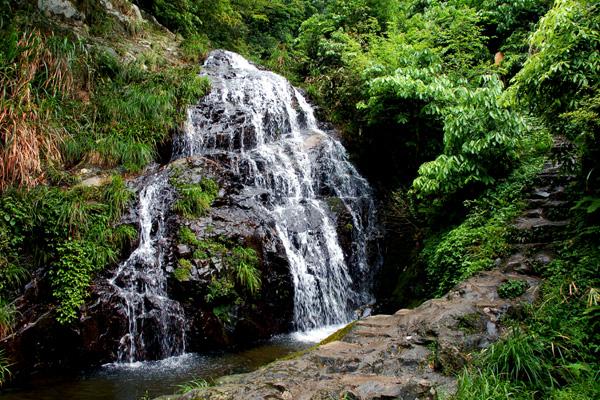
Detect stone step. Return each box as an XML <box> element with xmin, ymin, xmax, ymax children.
<box><xmin>511</xmin><ymin>217</ymin><xmax>570</xmax><ymax>243</ymax></box>
<box><xmin>352</xmin><ymin>327</ymin><xmax>394</xmax><ymax>339</ymax></box>
<box><xmin>543</xmin><ymin>201</ymin><xmax>573</xmax><ymax>220</ymax></box>
<box><xmin>523</xmin><ymin>200</ymin><xmax>571</xmax><ymax>220</ymax></box>
<box><xmin>530</xmin><ymin>185</ymin><xmax>568</xmax><ymax>201</ymax></box>
<box><xmin>533</xmin><ymin>172</ymin><xmax>577</xmax><ymax>187</ymax></box>
<box><xmin>523</xmin><ymin>208</ymin><xmax>543</xmax><ymax>218</ymax></box>
<box><xmin>356</xmin><ymin>315</ymin><xmax>397</xmax><ymax>329</ymax></box>
<box><xmin>514</xmin><ymin>217</ymin><xmax>570</xmax><ymax>230</ymax></box>
<box><xmin>511</xmin><ymin>242</ymin><xmax>560</xmax><ymax>256</ymax></box>
<box><xmin>502</xmin><ymin>251</ymin><xmax>555</xmax><ymax>274</ymax></box>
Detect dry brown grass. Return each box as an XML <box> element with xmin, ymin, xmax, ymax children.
<box><xmin>0</xmin><ymin>30</ymin><xmax>74</xmax><ymax>191</ymax></box>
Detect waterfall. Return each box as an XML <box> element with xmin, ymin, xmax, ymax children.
<box><xmin>178</xmin><ymin>50</ymin><xmax>379</xmax><ymax>331</ymax></box>
<box><xmin>108</xmin><ymin>50</ymin><xmax>378</xmax><ymax>364</ymax></box>
<box><xmin>107</xmin><ymin>172</ymin><xmax>186</xmax><ymax>363</ymax></box>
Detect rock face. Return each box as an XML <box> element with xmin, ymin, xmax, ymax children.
<box><xmin>165</xmin><ymin>157</ymin><xmax>295</xmax><ymax>350</ymax></box>
<box><xmin>1</xmin><ymin>157</ymin><xmax>295</xmax><ymax>377</ymax></box>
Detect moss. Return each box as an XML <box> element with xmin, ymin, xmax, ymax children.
<box><xmin>457</xmin><ymin>312</ymin><xmax>483</xmax><ymax>335</ymax></box>
<box><xmin>319</xmin><ymin>321</ymin><xmax>357</xmax><ymax>346</ymax></box>
<box><xmin>174</xmin><ymin>259</ymin><xmax>193</xmax><ymax>282</ymax></box>
<box><xmin>278</xmin><ymin>321</ymin><xmax>358</xmax><ymax>362</ymax></box>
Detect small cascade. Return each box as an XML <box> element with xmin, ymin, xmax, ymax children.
<box><xmin>178</xmin><ymin>50</ymin><xmax>379</xmax><ymax>331</ymax></box>
<box><xmin>107</xmin><ymin>172</ymin><xmax>186</xmax><ymax>363</ymax></box>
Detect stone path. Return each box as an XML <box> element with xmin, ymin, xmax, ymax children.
<box><xmin>159</xmin><ymin>146</ymin><xmax>573</xmax><ymax>400</ymax></box>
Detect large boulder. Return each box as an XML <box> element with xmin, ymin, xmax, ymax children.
<box><xmin>37</xmin><ymin>0</ymin><xmax>84</xmax><ymax>21</ymax></box>
<box><xmin>165</xmin><ymin>157</ymin><xmax>294</xmax><ymax>350</ymax></box>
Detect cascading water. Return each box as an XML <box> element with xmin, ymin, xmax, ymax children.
<box><xmin>108</xmin><ymin>50</ymin><xmax>378</xmax><ymax>364</ymax></box>
<box><xmin>107</xmin><ymin>172</ymin><xmax>186</xmax><ymax>363</ymax></box>
<box><xmin>178</xmin><ymin>50</ymin><xmax>379</xmax><ymax>331</ymax></box>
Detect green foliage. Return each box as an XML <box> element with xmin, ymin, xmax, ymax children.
<box><xmin>413</xmin><ymin>77</ymin><xmax>523</xmax><ymax>197</ymax></box>
<box><xmin>482</xmin><ymin>328</ymin><xmax>554</xmax><ymax>387</ymax></box>
<box><xmin>0</xmin><ymin>298</ymin><xmax>16</xmax><ymax>336</ymax></box>
<box><xmin>509</xmin><ymin>0</ymin><xmax>599</xmax><ymax>133</ymax></box>
<box><xmin>176</xmin><ymin>227</ymin><xmax>261</xmax><ymax>318</ymax></box>
<box><xmin>457</xmin><ymin>204</ymin><xmax>600</xmax><ymax>398</ymax></box>
<box><xmin>289</xmin><ymin>0</ymin><xmax>540</xmax><ymax>194</ymax></box>
<box><xmin>76</xmin><ymin>58</ymin><xmax>209</xmax><ymax>172</ymax></box>
<box><xmin>228</xmin><ymin>247</ymin><xmax>261</xmax><ymax>295</ymax></box>
<box><xmin>0</xmin><ymin>178</ymin><xmax>135</xmax><ymax>324</ymax></box>
<box><xmin>508</xmin><ymin>0</ymin><xmax>600</xmax><ymax>195</ymax></box>
<box><xmin>103</xmin><ymin>175</ymin><xmax>135</xmax><ymax>220</ymax></box>
<box><xmin>174</xmin><ymin>259</ymin><xmax>193</xmax><ymax>282</ymax></box>
<box><xmin>454</xmin><ymin>369</ymin><xmax>527</xmax><ymax>400</ymax></box>
<box><xmin>172</xmin><ymin>178</ymin><xmax>219</xmax><ymax>219</ymax></box>
<box><xmin>422</xmin><ymin>158</ymin><xmax>544</xmax><ymax>295</ymax></box>
<box><xmin>176</xmin><ymin>378</ymin><xmax>210</xmax><ymax>394</ymax></box>
<box><xmin>212</xmin><ymin>303</ymin><xmax>234</xmax><ymax>325</ymax></box>
<box><xmin>50</xmin><ymin>239</ymin><xmax>100</xmax><ymax>324</ymax></box>
<box><xmin>179</xmin><ymin>226</ymin><xmax>198</xmax><ymax>246</ymax></box>
<box><xmin>146</xmin><ymin>0</ymin><xmax>313</xmax><ymax>57</ymax></box>
<box><xmin>180</xmin><ymin>34</ymin><xmax>210</xmax><ymax>62</ymax></box>
<box><xmin>0</xmin><ymin>348</ymin><xmax>11</xmax><ymax>386</ymax></box>
<box><xmin>498</xmin><ymin>279</ymin><xmax>529</xmax><ymax>299</ymax></box>
<box><xmin>205</xmin><ymin>277</ymin><xmax>236</xmax><ymax>304</ymax></box>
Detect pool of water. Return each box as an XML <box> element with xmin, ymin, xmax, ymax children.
<box><xmin>0</xmin><ymin>328</ymin><xmax>343</xmax><ymax>400</ymax></box>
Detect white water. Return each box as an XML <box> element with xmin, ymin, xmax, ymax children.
<box><xmin>107</xmin><ymin>173</ymin><xmax>186</xmax><ymax>363</ymax></box>
<box><xmin>179</xmin><ymin>50</ymin><xmax>379</xmax><ymax>332</ymax></box>
<box><xmin>107</xmin><ymin>50</ymin><xmax>378</xmax><ymax>363</ymax></box>
<box><xmin>291</xmin><ymin>324</ymin><xmax>348</xmax><ymax>343</ymax></box>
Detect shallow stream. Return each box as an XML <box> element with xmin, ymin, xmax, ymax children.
<box><xmin>1</xmin><ymin>328</ymin><xmax>342</xmax><ymax>400</ymax></box>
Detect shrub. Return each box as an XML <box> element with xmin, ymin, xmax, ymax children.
<box><xmin>498</xmin><ymin>279</ymin><xmax>529</xmax><ymax>299</ymax></box>
<box><xmin>480</xmin><ymin>328</ymin><xmax>554</xmax><ymax>387</ymax></box>
<box><xmin>172</xmin><ymin>178</ymin><xmax>218</xmax><ymax>219</ymax></box>
<box><xmin>228</xmin><ymin>247</ymin><xmax>261</xmax><ymax>295</ymax></box>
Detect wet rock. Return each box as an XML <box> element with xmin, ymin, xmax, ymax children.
<box><xmin>176</xmin><ymin>244</ymin><xmax>192</xmax><ymax>257</ymax></box>
<box><xmin>164</xmin><ymin>158</ymin><xmax>295</xmax><ymax>351</ymax></box>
